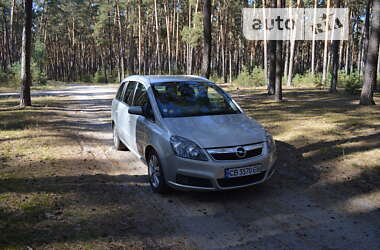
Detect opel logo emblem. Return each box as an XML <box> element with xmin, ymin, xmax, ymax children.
<box><xmin>236</xmin><ymin>146</ymin><xmax>247</xmax><ymax>158</ymax></box>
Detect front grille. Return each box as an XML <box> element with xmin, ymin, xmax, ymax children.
<box><xmin>211</xmin><ymin>148</ymin><xmax>262</xmax><ymax>160</ymax></box>
<box><xmin>207</xmin><ymin>143</ymin><xmax>263</xmax><ymax>161</ymax></box>
<box><xmin>217</xmin><ymin>171</ymin><xmax>266</xmax><ymax>188</ymax></box>
<box><xmin>176</xmin><ymin>174</ymin><xmax>213</xmax><ymax>188</ymax></box>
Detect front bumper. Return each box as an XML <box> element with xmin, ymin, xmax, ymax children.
<box><xmin>161</xmin><ymin>143</ymin><xmax>277</xmax><ymax>191</ymax></box>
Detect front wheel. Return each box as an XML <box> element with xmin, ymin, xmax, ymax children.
<box><xmin>148</xmin><ymin>151</ymin><xmax>169</xmax><ymax>194</ymax></box>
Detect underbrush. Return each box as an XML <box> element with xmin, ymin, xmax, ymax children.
<box><xmin>231</xmin><ymin>69</ymin><xmax>375</xmax><ymax>94</ymax></box>
<box><xmin>233</xmin><ymin>66</ymin><xmax>266</xmax><ymax>87</ymax></box>
<box><xmin>0</xmin><ymin>62</ymin><xmax>47</xmax><ymax>90</ymax></box>
<box><xmin>340</xmin><ymin>72</ymin><xmax>362</xmax><ymax>94</ymax></box>
<box><xmin>290</xmin><ymin>72</ymin><xmax>319</xmax><ymax>88</ymax></box>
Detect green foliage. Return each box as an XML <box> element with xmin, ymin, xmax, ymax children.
<box><xmin>81</xmin><ymin>75</ymin><xmax>93</xmax><ymax>83</ymax></box>
<box><xmin>313</xmin><ymin>74</ymin><xmax>324</xmax><ymax>88</ymax></box>
<box><xmin>108</xmin><ymin>74</ymin><xmax>119</xmax><ymax>84</ymax></box>
<box><xmin>209</xmin><ymin>74</ymin><xmax>224</xmax><ymax>83</ymax></box>
<box><xmin>0</xmin><ymin>62</ymin><xmax>47</xmax><ymax>87</ymax></box>
<box><xmin>33</xmin><ymin>40</ymin><xmax>47</xmax><ymax>70</ymax></box>
<box><xmin>0</xmin><ymin>71</ymin><xmax>10</xmax><ymax>83</ymax></box>
<box><xmin>93</xmin><ymin>0</ymin><xmax>114</xmax><ymax>46</ymax></box>
<box><xmin>93</xmin><ymin>70</ymin><xmax>108</xmax><ymax>83</ymax></box>
<box><xmin>181</xmin><ymin>12</ymin><xmax>203</xmax><ymax>46</ymax></box>
<box><xmin>91</xmin><ymin>70</ymin><xmax>118</xmax><ymax>83</ymax></box>
<box><xmin>35</xmin><ymin>71</ymin><xmax>48</xmax><ymax>85</ymax></box>
<box><xmin>233</xmin><ymin>67</ymin><xmax>266</xmax><ymax>87</ymax></box>
<box><xmin>292</xmin><ymin>72</ymin><xmax>323</xmax><ymax>88</ymax></box>
<box><xmin>341</xmin><ymin>73</ymin><xmax>362</xmax><ymax>95</ymax></box>
<box><xmin>10</xmin><ymin>62</ymin><xmax>21</xmax><ymax>84</ymax></box>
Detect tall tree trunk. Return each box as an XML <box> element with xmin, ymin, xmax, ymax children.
<box><xmin>20</xmin><ymin>0</ymin><xmax>33</xmax><ymax>107</ymax></box>
<box><xmin>322</xmin><ymin>0</ymin><xmax>331</xmax><ymax>86</ymax></box>
<box><xmin>311</xmin><ymin>0</ymin><xmax>317</xmax><ymax>75</ymax></box>
<box><xmin>175</xmin><ymin>0</ymin><xmax>179</xmax><ymax>71</ymax></box>
<box><xmin>350</xmin><ymin>28</ymin><xmax>355</xmax><ymax>74</ymax></box>
<box><xmin>284</xmin><ymin>40</ymin><xmax>289</xmax><ymax>80</ymax></box>
<box><xmin>345</xmin><ymin>8</ymin><xmax>351</xmax><ymax>74</ymax></box>
<box><xmin>345</xmin><ymin>40</ymin><xmax>350</xmax><ymax>74</ymax></box>
<box><xmin>10</xmin><ymin>0</ymin><xmax>16</xmax><ymax>63</ymax></box>
<box><xmin>360</xmin><ymin>0</ymin><xmax>379</xmax><ymax>105</ymax></box>
<box><xmin>2</xmin><ymin>8</ymin><xmax>11</xmax><ymax>70</ymax></box>
<box><xmin>128</xmin><ymin>24</ymin><xmax>136</xmax><ymax>75</ymax></box>
<box><xmin>229</xmin><ymin>49</ymin><xmax>232</xmax><ymax>83</ymax></box>
<box><xmin>275</xmin><ymin>0</ymin><xmax>284</xmax><ymax>101</ymax></box>
<box><xmin>186</xmin><ymin>0</ymin><xmax>192</xmax><ymax>74</ymax></box>
<box><xmin>268</xmin><ymin>39</ymin><xmax>276</xmax><ymax>94</ymax></box>
<box><xmin>378</xmin><ymin>46</ymin><xmax>380</xmax><ymax>74</ymax></box>
<box><xmin>330</xmin><ymin>38</ymin><xmax>340</xmax><ymax>92</ymax></box>
<box><xmin>339</xmin><ymin>38</ymin><xmax>344</xmax><ymax>71</ymax></box>
<box><xmin>267</xmin><ymin>0</ymin><xmax>276</xmax><ymax>95</ymax></box>
<box><xmin>274</xmin><ymin>44</ymin><xmax>283</xmax><ymax>101</ymax></box>
<box><xmin>164</xmin><ymin>0</ymin><xmax>171</xmax><ymax>74</ymax></box>
<box><xmin>358</xmin><ymin>21</ymin><xmax>366</xmax><ymax>75</ymax></box>
<box><xmin>287</xmin><ymin>0</ymin><xmax>300</xmax><ymax>87</ymax></box>
<box><xmin>222</xmin><ymin>44</ymin><xmax>227</xmax><ymax>82</ymax></box>
<box><xmin>154</xmin><ymin>0</ymin><xmax>161</xmax><ymax>72</ymax></box>
<box><xmin>330</xmin><ymin>0</ymin><xmax>340</xmax><ymax>93</ymax></box>
<box><xmin>138</xmin><ymin>0</ymin><xmax>142</xmax><ymax>74</ymax></box>
<box><xmin>363</xmin><ymin>0</ymin><xmax>372</xmax><ymax>73</ymax></box>
<box><xmin>262</xmin><ymin>1</ymin><xmax>268</xmax><ymax>84</ymax></box>
<box><xmin>201</xmin><ymin>0</ymin><xmax>211</xmax><ymax>78</ymax></box>
<box><xmin>116</xmin><ymin>0</ymin><xmax>125</xmax><ymax>81</ymax></box>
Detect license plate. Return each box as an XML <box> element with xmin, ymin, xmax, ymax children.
<box><xmin>225</xmin><ymin>165</ymin><xmax>264</xmax><ymax>178</ymax></box>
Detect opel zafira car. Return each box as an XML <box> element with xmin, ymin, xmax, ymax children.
<box><xmin>111</xmin><ymin>75</ymin><xmax>277</xmax><ymax>193</ymax></box>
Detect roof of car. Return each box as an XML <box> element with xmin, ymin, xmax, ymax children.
<box><xmin>121</xmin><ymin>75</ymin><xmax>212</xmax><ymax>85</ymax></box>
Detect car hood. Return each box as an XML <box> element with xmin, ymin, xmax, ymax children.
<box><xmin>162</xmin><ymin>114</ymin><xmax>266</xmax><ymax>148</ymax></box>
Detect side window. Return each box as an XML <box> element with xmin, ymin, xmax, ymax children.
<box><xmin>115</xmin><ymin>82</ymin><xmax>125</xmax><ymax>101</ymax></box>
<box><xmin>134</xmin><ymin>83</ymin><xmax>155</xmax><ymax>121</ymax></box>
<box><xmin>123</xmin><ymin>81</ymin><xmax>137</xmax><ymax>105</ymax></box>
<box><xmin>133</xmin><ymin>83</ymin><xmax>147</xmax><ymax>106</ymax></box>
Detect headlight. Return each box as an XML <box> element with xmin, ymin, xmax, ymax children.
<box><xmin>266</xmin><ymin>131</ymin><xmax>276</xmax><ymax>152</ymax></box>
<box><xmin>170</xmin><ymin>136</ymin><xmax>208</xmax><ymax>161</ymax></box>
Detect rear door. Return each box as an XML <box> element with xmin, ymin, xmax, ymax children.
<box><xmin>118</xmin><ymin>81</ymin><xmax>137</xmax><ymax>147</ymax></box>
<box><xmin>112</xmin><ymin>82</ymin><xmax>126</xmax><ymax>126</ymax></box>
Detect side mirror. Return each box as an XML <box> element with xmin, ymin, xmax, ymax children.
<box><xmin>128</xmin><ymin>106</ymin><xmax>144</xmax><ymax>115</ymax></box>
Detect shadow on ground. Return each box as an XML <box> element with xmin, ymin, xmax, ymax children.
<box><xmin>1</xmin><ymin>139</ymin><xmax>379</xmax><ymax>248</ymax></box>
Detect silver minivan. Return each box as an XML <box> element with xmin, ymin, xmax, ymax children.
<box><xmin>111</xmin><ymin>75</ymin><xmax>277</xmax><ymax>193</ymax></box>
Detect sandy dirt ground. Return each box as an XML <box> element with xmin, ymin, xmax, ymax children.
<box><xmin>3</xmin><ymin>85</ymin><xmax>379</xmax><ymax>250</ymax></box>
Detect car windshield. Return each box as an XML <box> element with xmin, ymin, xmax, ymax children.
<box><xmin>151</xmin><ymin>81</ymin><xmax>241</xmax><ymax>118</ymax></box>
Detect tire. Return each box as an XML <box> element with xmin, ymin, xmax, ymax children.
<box><xmin>113</xmin><ymin>124</ymin><xmax>127</xmax><ymax>151</ymax></box>
<box><xmin>147</xmin><ymin>151</ymin><xmax>169</xmax><ymax>194</ymax></box>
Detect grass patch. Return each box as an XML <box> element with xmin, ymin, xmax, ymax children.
<box><xmin>226</xmin><ymin>87</ymin><xmax>380</xmax><ymax>185</ymax></box>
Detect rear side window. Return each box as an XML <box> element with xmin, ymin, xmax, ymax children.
<box><xmin>115</xmin><ymin>82</ymin><xmax>125</xmax><ymax>101</ymax></box>
<box><xmin>123</xmin><ymin>81</ymin><xmax>137</xmax><ymax>105</ymax></box>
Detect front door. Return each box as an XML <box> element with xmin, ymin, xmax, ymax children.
<box><xmin>131</xmin><ymin>83</ymin><xmax>155</xmax><ymax>155</ymax></box>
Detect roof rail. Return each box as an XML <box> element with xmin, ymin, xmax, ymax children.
<box><xmin>184</xmin><ymin>75</ymin><xmax>209</xmax><ymax>81</ymax></box>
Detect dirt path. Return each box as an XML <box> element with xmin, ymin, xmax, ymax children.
<box><xmin>28</xmin><ymin>85</ymin><xmax>380</xmax><ymax>249</ymax></box>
